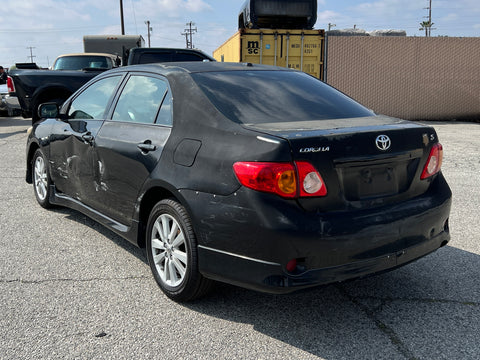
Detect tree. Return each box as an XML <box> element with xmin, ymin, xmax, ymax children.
<box><xmin>419</xmin><ymin>21</ymin><xmax>434</xmax><ymax>37</ymax></box>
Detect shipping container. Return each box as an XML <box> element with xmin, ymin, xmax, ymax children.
<box><xmin>213</xmin><ymin>29</ymin><xmax>325</xmax><ymax>80</ymax></box>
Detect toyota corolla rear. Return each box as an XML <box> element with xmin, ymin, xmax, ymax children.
<box><xmin>186</xmin><ymin>67</ymin><xmax>451</xmax><ymax>293</ymax></box>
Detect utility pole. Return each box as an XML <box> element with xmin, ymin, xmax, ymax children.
<box><xmin>182</xmin><ymin>33</ymin><xmax>189</xmax><ymax>48</ymax></box>
<box><xmin>26</xmin><ymin>47</ymin><xmax>36</xmax><ymax>63</ymax></box>
<box><xmin>145</xmin><ymin>20</ymin><xmax>152</xmax><ymax>47</ymax></box>
<box><xmin>181</xmin><ymin>21</ymin><xmax>197</xmax><ymax>49</ymax></box>
<box><xmin>428</xmin><ymin>0</ymin><xmax>432</xmax><ymax>37</ymax></box>
<box><xmin>119</xmin><ymin>0</ymin><xmax>125</xmax><ymax>35</ymax></box>
<box><xmin>420</xmin><ymin>0</ymin><xmax>434</xmax><ymax>37</ymax></box>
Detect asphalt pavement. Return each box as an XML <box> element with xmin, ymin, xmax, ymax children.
<box><xmin>1</xmin><ymin>116</ymin><xmax>479</xmax><ymax>359</ymax></box>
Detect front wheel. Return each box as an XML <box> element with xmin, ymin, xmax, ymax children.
<box><xmin>32</xmin><ymin>149</ymin><xmax>53</xmax><ymax>208</ymax></box>
<box><xmin>146</xmin><ymin>199</ymin><xmax>213</xmax><ymax>301</ymax></box>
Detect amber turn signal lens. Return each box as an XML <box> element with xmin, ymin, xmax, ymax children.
<box><xmin>278</xmin><ymin>170</ymin><xmax>296</xmax><ymax>195</ymax></box>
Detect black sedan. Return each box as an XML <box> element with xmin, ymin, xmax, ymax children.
<box><xmin>26</xmin><ymin>62</ymin><xmax>451</xmax><ymax>301</ymax></box>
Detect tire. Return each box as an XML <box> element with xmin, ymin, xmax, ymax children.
<box><xmin>32</xmin><ymin>149</ymin><xmax>53</xmax><ymax>208</ymax></box>
<box><xmin>146</xmin><ymin>199</ymin><xmax>213</xmax><ymax>301</ymax></box>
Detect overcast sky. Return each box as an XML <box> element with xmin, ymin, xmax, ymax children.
<box><xmin>1</xmin><ymin>0</ymin><xmax>479</xmax><ymax>68</ymax></box>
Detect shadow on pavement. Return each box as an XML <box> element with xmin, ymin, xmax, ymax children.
<box><xmin>183</xmin><ymin>246</ymin><xmax>479</xmax><ymax>359</ymax></box>
<box><xmin>55</xmin><ymin>205</ymin><xmax>480</xmax><ymax>359</ymax></box>
<box><xmin>49</xmin><ymin>200</ymin><xmax>480</xmax><ymax>359</ymax></box>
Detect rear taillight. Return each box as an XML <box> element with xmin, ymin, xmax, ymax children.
<box><xmin>7</xmin><ymin>76</ymin><xmax>15</xmax><ymax>93</ymax></box>
<box><xmin>233</xmin><ymin>161</ymin><xmax>327</xmax><ymax>198</ymax></box>
<box><xmin>233</xmin><ymin>162</ymin><xmax>297</xmax><ymax>198</ymax></box>
<box><xmin>421</xmin><ymin>143</ymin><xmax>443</xmax><ymax>179</ymax></box>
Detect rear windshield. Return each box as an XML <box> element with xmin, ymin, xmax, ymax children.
<box><xmin>53</xmin><ymin>56</ymin><xmax>113</xmax><ymax>70</ymax></box>
<box><xmin>136</xmin><ymin>52</ymin><xmax>207</xmax><ymax>64</ymax></box>
<box><xmin>191</xmin><ymin>70</ymin><xmax>374</xmax><ymax>125</ymax></box>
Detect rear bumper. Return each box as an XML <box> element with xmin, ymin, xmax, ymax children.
<box><xmin>198</xmin><ymin>229</ymin><xmax>449</xmax><ymax>294</ymax></box>
<box><xmin>0</xmin><ymin>93</ymin><xmax>6</xmax><ymax>111</ymax></box>
<box><xmin>183</xmin><ymin>173</ymin><xmax>451</xmax><ymax>293</ymax></box>
<box><xmin>5</xmin><ymin>94</ymin><xmax>21</xmax><ymax>109</ymax></box>
<box><xmin>1</xmin><ymin>93</ymin><xmax>21</xmax><ymax>115</ymax></box>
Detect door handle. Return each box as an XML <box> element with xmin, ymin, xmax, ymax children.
<box><xmin>137</xmin><ymin>141</ymin><xmax>156</xmax><ymax>153</ymax></box>
<box><xmin>82</xmin><ymin>133</ymin><xmax>94</xmax><ymax>144</ymax></box>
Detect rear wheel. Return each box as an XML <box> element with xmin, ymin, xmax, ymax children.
<box><xmin>146</xmin><ymin>199</ymin><xmax>213</xmax><ymax>301</ymax></box>
<box><xmin>32</xmin><ymin>149</ymin><xmax>53</xmax><ymax>208</ymax></box>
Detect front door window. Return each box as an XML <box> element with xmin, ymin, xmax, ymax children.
<box><xmin>68</xmin><ymin>76</ymin><xmax>122</xmax><ymax>119</ymax></box>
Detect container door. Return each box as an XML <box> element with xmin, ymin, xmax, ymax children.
<box><xmin>240</xmin><ymin>30</ymin><xmax>324</xmax><ymax>79</ymax></box>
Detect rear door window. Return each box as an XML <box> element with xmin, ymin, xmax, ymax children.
<box><xmin>112</xmin><ymin>75</ymin><xmax>170</xmax><ymax>125</ymax></box>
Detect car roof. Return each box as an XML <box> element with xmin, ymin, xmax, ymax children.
<box><xmin>129</xmin><ymin>47</ymin><xmax>209</xmax><ymax>54</ymax></box>
<box><xmin>56</xmin><ymin>53</ymin><xmax>119</xmax><ymax>58</ymax></box>
<box><xmin>118</xmin><ymin>61</ymin><xmax>295</xmax><ymax>75</ymax></box>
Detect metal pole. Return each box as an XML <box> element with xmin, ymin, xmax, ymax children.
<box><xmin>274</xmin><ymin>32</ymin><xmax>278</xmax><ymax>66</ymax></box>
<box><xmin>286</xmin><ymin>33</ymin><xmax>290</xmax><ymax>68</ymax></box>
<box><xmin>300</xmin><ymin>32</ymin><xmax>304</xmax><ymax>72</ymax></box>
<box><xmin>259</xmin><ymin>32</ymin><xmax>263</xmax><ymax>64</ymax></box>
<box><xmin>145</xmin><ymin>20</ymin><xmax>151</xmax><ymax>47</ymax></box>
<box><xmin>428</xmin><ymin>0</ymin><xmax>432</xmax><ymax>37</ymax></box>
<box><xmin>189</xmin><ymin>22</ymin><xmax>194</xmax><ymax>49</ymax></box>
<box><xmin>26</xmin><ymin>47</ymin><xmax>36</xmax><ymax>63</ymax></box>
<box><xmin>120</xmin><ymin>0</ymin><xmax>125</xmax><ymax>35</ymax></box>
<box><xmin>324</xmin><ymin>33</ymin><xmax>328</xmax><ymax>82</ymax></box>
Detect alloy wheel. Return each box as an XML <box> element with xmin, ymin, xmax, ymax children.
<box><xmin>151</xmin><ymin>213</ymin><xmax>188</xmax><ymax>287</ymax></box>
<box><xmin>34</xmin><ymin>155</ymin><xmax>48</xmax><ymax>202</ymax></box>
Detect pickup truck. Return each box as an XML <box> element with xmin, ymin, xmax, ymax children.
<box><xmin>126</xmin><ymin>47</ymin><xmax>214</xmax><ymax>65</ymax></box>
<box><xmin>8</xmin><ymin>53</ymin><xmax>119</xmax><ymax>122</ymax></box>
<box><xmin>9</xmin><ymin>48</ymin><xmax>214</xmax><ymax>123</ymax></box>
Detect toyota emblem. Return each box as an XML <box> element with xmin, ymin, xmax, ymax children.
<box><xmin>375</xmin><ymin>135</ymin><xmax>391</xmax><ymax>151</ymax></box>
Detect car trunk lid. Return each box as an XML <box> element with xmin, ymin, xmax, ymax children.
<box><xmin>245</xmin><ymin>115</ymin><xmax>439</xmax><ymax>211</ymax></box>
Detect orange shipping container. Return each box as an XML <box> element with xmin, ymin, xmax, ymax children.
<box><xmin>213</xmin><ymin>29</ymin><xmax>325</xmax><ymax>80</ymax></box>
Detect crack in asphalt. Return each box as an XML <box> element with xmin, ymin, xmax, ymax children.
<box><xmin>0</xmin><ymin>275</ymin><xmax>151</xmax><ymax>285</ymax></box>
<box><xmin>336</xmin><ymin>285</ymin><xmax>478</xmax><ymax>360</ymax></box>
<box><xmin>336</xmin><ymin>285</ymin><xmax>418</xmax><ymax>360</ymax></box>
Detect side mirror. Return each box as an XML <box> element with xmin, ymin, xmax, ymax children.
<box><xmin>38</xmin><ymin>102</ymin><xmax>59</xmax><ymax>119</ymax></box>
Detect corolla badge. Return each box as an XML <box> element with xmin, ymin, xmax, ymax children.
<box><xmin>375</xmin><ymin>135</ymin><xmax>391</xmax><ymax>151</ymax></box>
<box><xmin>299</xmin><ymin>146</ymin><xmax>330</xmax><ymax>153</ymax></box>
